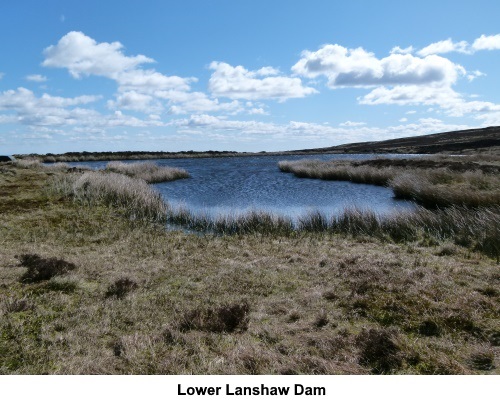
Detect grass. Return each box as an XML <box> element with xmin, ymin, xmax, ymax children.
<box><xmin>52</xmin><ymin>170</ymin><xmax>168</xmax><ymax>222</ymax></box>
<box><xmin>279</xmin><ymin>157</ymin><xmax>500</xmax><ymax>207</ymax></box>
<box><xmin>105</xmin><ymin>161</ymin><xmax>189</xmax><ymax>183</ymax></box>
<box><xmin>0</xmin><ymin>162</ymin><xmax>499</xmax><ymax>374</ymax></box>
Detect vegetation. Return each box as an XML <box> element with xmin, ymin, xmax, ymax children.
<box><xmin>296</xmin><ymin>125</ymin><xmax>500</xmax><ymax>155</ymax></box>
<box><xmin>279</xmin><ymin>156</ymin><xmax>500</xmax><ymax>207</ymax></box>
<box><xmin>0</xmin><ymin>161</ymin><xmax>498</xmax><ymax>374</ymax></box>
<box><xmin>105</xmin><ymin>161</ymin><xmax>189</xmax><ymax>183</ymax></box>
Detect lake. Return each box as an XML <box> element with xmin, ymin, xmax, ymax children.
<box><xmin>77</xmin><ymin>154</ymin><xmax>417</xmax><ymax>220</ymax></box>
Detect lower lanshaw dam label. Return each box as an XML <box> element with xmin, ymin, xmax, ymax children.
<box><xmin>177</xmin><ymin>384</ymin><xmax>326</xmax><ymax>396</ymax></box>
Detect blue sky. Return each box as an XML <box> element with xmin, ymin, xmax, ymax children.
<box><xmin>1</xmin><ymin>0</ymin><xmax>500</xmax><ymax>154</ymax></box>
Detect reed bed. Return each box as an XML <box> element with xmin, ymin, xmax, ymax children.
<box><xmin>55</xmin><ymin>171</ymin><xmax>167</xmax><ymax>222</ymax></box>
<box><xmin>105</xmin><ymin>161</ymin><xmax>189</xmax><ymax>183</ymax></box>
<box><xmin>166</xmin><ymin>207</ymin><xmax>295</xmax><ymax>236</ymax></box>
<box><xmin>279</xmin><ymin>159</ymin><xmax>394</xmax><ymax>186</ymax></box>
<box><xmin>279</xmin><ymin>159</ymin><xmax>500</xmax><ymax>207</ymax></box>
<box><xmin>165</xmin><ymin>203</ymin><xmax>499</xmax><ymax>261</ymax></box>
<box><xmin>50</xmin><ymin>166</ymin><xmax>499</xmax><ymax>260</ymax></box>
<box><xmin>13</xmin><ymin>157</ymin><xmax>43</xmax><ymax>169</ymax></box>
<box><xmin>389</xmin><ymin>170</ymin><xmax>500</xmax><ymax>207</ymax></box>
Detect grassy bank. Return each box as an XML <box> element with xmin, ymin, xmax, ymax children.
<box><xmin>1</xmin><ymin>163</ymin><xmax>499</xmax><ymax>374</ymax></box>
<box><xmin>105</xmin><ymin>161</ymin><xmax>189</xmax><ymax>183</ymax></box>
<box><xmin>279</xmin><ymin>157</ymin><xmax>500</xmax><ymax>207</ymax></box>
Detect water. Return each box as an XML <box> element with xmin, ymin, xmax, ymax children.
<box><xmin>75</xmin><ymin>154</ymin><xmax>417</xmax><ymax>219</ymax></box>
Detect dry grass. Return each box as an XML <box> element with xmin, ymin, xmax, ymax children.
<box><xmin>0</xmin><ymin>164</ymin><xmax>499</xmax><ymax>375</ymax></box>
<box><xmin>53</xmin><ymin>171</ymin><xmax>168</xmax><ymax>222</ymax></box>
<box><xmin>279</xmin><ymin>158</ymin><xmax>500</xmax><ymax>207</ymax></box>
<box><xmin>105</xmin><ymin>161</ymin><xmax>189</xmax><ymax>183</ymax></box>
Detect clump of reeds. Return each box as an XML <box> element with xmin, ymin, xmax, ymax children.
<box><xmin>13</xmin><ymin>158</ymin><xmax>43</xmax><ymax>169</ymax></box>
<box><xmin>389</xmin><ymin>169</ymin><xmax>500</xmax><ymax>207</ymax></box>
<box><xmin>70</xmin><ymin>171</ymin><xmax>167</xmax><ymax>222</ymax></box>
<box><xmin>165</xmin><ymin>207</ymin><xmax>295</xmax><ymax>236</ymax></box>
<box><xmin>279</xmin><ymin>159</ymin><xmax>500</xmax><ymax>208</ymax></box>
<box><xmin>279</xmin><ymin>160</ymin><xmax>395</xmax><ymax>186</ymax></box>
<box><xmin>105</xmin><ymin>161</ymin><xmax>189</xmax><ymax>183</ymax></box>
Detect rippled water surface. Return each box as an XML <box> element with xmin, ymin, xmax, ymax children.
<box><xmin>78</xmin><ymin>154</ymin><xmax>417</xmax><ymax>219</ymax></box>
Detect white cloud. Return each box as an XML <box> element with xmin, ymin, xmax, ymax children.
<box><xmin>0</xmin><ymin>87</ymin><xmax>165</xmax><ymax>129</ymax></box>
<box><xmin>417</xmin><ymin>39</ymin><xmax>470</xmax><ymax>56</ymax></box>
<box><xmin>208</xmin><ymin>61</ymin><xmax>317</xmax><ymax>100</ymax></box>
<box><xmin>405</xmin><ymin>110</ymin><xmax>417</xmax><ymax>114</ymax></box>
<box><xmin>42</xmin><ymin>31</ymin><xmax>154</xmax><ymax>79</ymax></box>
<box><xmin>390</xmin><ymin>46</ymin><xmax>414</xmax><ymax>55</ymax></box>
<box><xmin>107</xmin><ymin>91</ymin><xmax>162</xmax><ymax>113</ymax></box>
<box><xmin>26</xmin><ymin>74</ymin><xmax>48</xmax><ymax>82</ymax></box>
<box><xmin>475</xmin><ymin>111</ymin><xmax>500</xmax><ymax>126</ymax></box>
<box><xmin>399</xmin><ymin>117</ymin><xmax>408</xmax><ymax>122</ymax></box>
<box><xmin>359</xmin><ymin>84</ymin><xmax>500</xmax><ymax>118</ymax></box>
<box><xmin>416</xmin><ymin>34</ymin><xmax>500</xmax><ymax>56</ymax></box>
<box><xmin>0</xmin><ymin>72</ymin><xmax>4</xmax><ymax>80</ymax></box>
<box><xmin>359</xmin><ymin>84</ymin><xmax>461</xmax><ymax>107</ymax></box>
<box><xmin>339</xmin><ymin>121</ymin><xmax>366</xmax><ymax>127</ymax></box>
<box><xmin>467</xmin><ymin>70</ymin><xmax>486</xmax><ymax>81</ymax></box>
<box><xmin>171</xmin><ymin>114</ymin><xmax>471</xmax><ymax>147</ymax></box>
<box><xmin>472</xmin><ymin>34</ymin><xmax>500</xmax><ymax>51</ymax></box>
<box><xmin>292</xmin><ymin>44</ymin><xmax>464</xmax><ymax>88</ymax></box>
<box><xmin>43</xmin><ymin>32</ymin><xmax>259</xmax><ymax>116</ymax></box>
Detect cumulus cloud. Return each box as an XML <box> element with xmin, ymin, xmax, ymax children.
<box><xmin>0</xmin><ymin>87</ymin><xmax>101</xmax><ymax>126</ymax></box>
<box><xmin>42</xmin><ymin>31</ymin><xmax>153</xmax><ymax>79</ymax></box>
<box><xmin>43</xmin><ymin>32</ymin><xmax>260</xmax><ymax>115</ymax></box>
<box><xmin>0</xmin><ymin>87</ymin><xmax>164</xmax><ymax>129</ymax></box>
<box><xmin>170</xmin><ymin>114</ymin><xmax>471</xmax><ymax>147</ymax></box>
<box><xmin>359</xmin><ymin>84</ymin><xmax>461</xmax><ymax>107</ymax></box>
<box><xmin>472</xmin><ymin>34</ymin><xmax>500</xmax><ymax>51</ymax></box>
<box><xmin>107</xmin><ymin>91</ymin><xmax>162</xmax><ymax>113</ymax></box>
<box><xmin>292</xmin><ymin>44</ymin><xmax>464</xmax><ymax>88</ymax></box>
<box><xmin>26</xmin><ymin>74</ymin><xmax>48</xmax><ymax>82</ymax></box>
<box><xmin>208</xmin><ymin>61</ymin><xmax>317</xmax><ymax>100</ymax></box>
<box><xmin>390</xmin><ymin>46</ymin><xmax>414</xmax><ymax>55</ymax></box>
<box><xmin>416</xmin><ymin>34</ymin><xmax>500</xmax><ymax>56</ymax></box>
<box><xmin>417</xmin><ymin>39</ymin><xmax>470</xmax><ymax>56</ymax></box>
<box><xmin>359</xmin><ymin>84</ymin><xmax>500</xmax><ymax>118</ymax></box>
<box><xmin>340</xmin><ymin>121</ymin><xmax>366</xmax><ymax>127</ymax></box>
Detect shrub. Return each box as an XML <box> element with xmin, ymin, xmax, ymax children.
<box><xmin>105</xmin><ymin>277</ymin><xmax>138</xmax><ymax>299</ymax></box>
<box><xmin>469</xmin><ymin>348</ymin><xmax>495</xmax><ymax>371</ymax></box>
<box><xmin>179</xmin><ymin>302</ymin><xmax>250</xmax><ymax>333</ymax></box>
<box><xmin>18</xmin><ymin>254</ymin><xmax>76</xmax><ymax>283</ymax></box>
<box><xmin>356</xmin><ymin>328</ymin><xmax>402</xmax><ymax>373</ymax></box>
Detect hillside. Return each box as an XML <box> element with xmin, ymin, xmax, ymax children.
<box><xmin>296</xmin><ymin>126</ymin><xmax>500</xmax><ymax>155</ymax></box>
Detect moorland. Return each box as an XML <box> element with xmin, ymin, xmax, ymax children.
<box><xmin>1</xmin><ymin>127</ymin><xmax>499</xmax><ymax>374</ymax></box>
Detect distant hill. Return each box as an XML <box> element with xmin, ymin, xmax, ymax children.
<box><xmin>295</xmin><ymin>126</ymin><xmax>500</xmax><ymax>155</ymax></box>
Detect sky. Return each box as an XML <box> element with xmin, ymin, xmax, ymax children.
<box><xmin>1</xmin><ymin>0</ymin><xmax>500</xmax><ymax>154</ymax></box>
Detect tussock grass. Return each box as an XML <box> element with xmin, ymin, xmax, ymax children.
<box><xmin>18</xmin><ymin>254</ymin><xmax>76</xmax><ymax>284</ymax></box>
<box><xmin>105</xmin><ymin>277</ymin><xmax>138</xmax><ymax>299</ymax></box>
<box><xmin>178</xmin><ymin>302</ymin><xmax>250</xmax><ymax>333</ymax></box>
<box><xmin>105</xmin><ymin>161</ymin><xmax>189</xmax><ymax>183</ymax></box>
<box><xmin>279</xmin><ymin>158</ymin><xmax>500</xmax><ymax>207</ymax></box>
<box><xmin>59</xmin><ymin>171</ymin><xmax>168</xmax><ymax>222</ymax></box>
<box><xmin>13</xmin><ymin>157</ymin><xmax>43</xmax><ymax>169</ymax></box>
<box><xmin>279</xmin><ymin>159</ymin><xmax>395</xmax><ymax>186</ymax></box>
<box><xmin>355</xmin><ymin>328</ymin><xmax>402</xmax><ymax>374</ymax></box>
